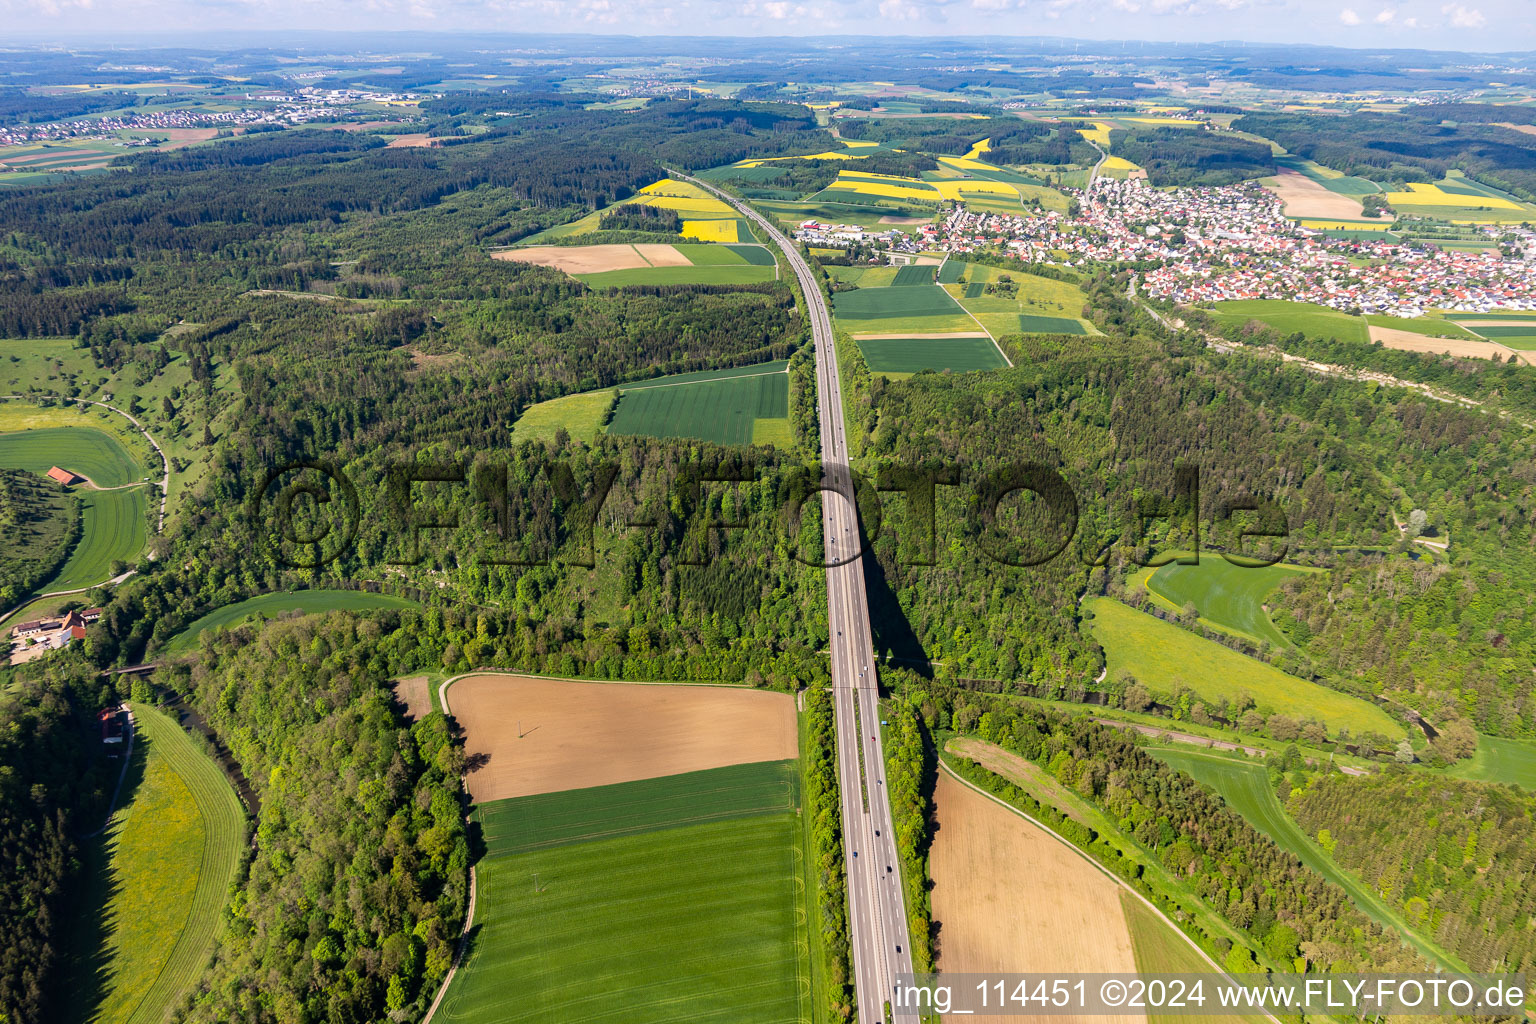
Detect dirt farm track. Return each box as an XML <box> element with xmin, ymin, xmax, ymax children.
<box><xmin>444</xmin><ymin>673</ymin><xmax>798</xmax><ymax>802</ymax></box>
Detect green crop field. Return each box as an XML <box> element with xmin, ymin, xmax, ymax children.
<box><xmin>607</xmin><ymin>364</ymin><xmax>789</xmax><ymax>445</ymax></box>
<box><xmin>1445</xmin><ymin>311</ymin><xmax>1536</xmax><ymax>322</ymax></box>
<box><xmin>826</xmin><ymin>265</ymin><xmax>900</xmax><ymax>287</ymax></box>
<box><xmin>576</xmin><ymin>264</ymin><xmax>776</xmax><ymax>287</ymax></box>
<box><xmin>834</xmin><ymin>284</ymin><xmax>964</xmax><ymax>319</ymax></box>
<box><xmin>855</xmin><ymin>335</ymin><xmax>1007</xmax><ymax>373</ymax></box>
<box><xmin>936</xmin><ymin>260</ymin><xmax>965</xmax><ymax>284</ymax></box>
<box><xmin>69</xmin><ymin>703</ymin><xmax>246</xmax><ymax>1024</ymax></box>
<box><xmin>161</xmin><ymin>589</ymin><xmax>420</xmax><ymax>656</ymax></box>
<box><xmin>440</xmin><ymin>762</ymin><xmax>807</xmax><ymax>1024</ymax></box>
<box><xmin>1015</xmin><ymin>314</ymin><xmax>1088</xmax><ymax>334</ymax></box>
<box><xmin>1121</xmin><ymin>894</ymin><xmax>1268</xmax><ymax>1024</ymax></box>
<box><xmin>1449</xmin><ymin>734</ymin><xmax>1536</xmax><ymax>790</ymax></box>
<box><xmin>727</xmin><ymin>243</ymin><xmax>776</xmax><ymax>265</ymax></box>
<box><xmin>0</xmin><ymin>425</ymin><xmax>143</xmax><ymax>487</ymax></box>
<box><xmin>1461</xmin><ymin>323</ymin><xmax>1536</xmax><ymax>339</ymax></box>
<box><xmin>891</xmin><ymin>264</ymin><xmax>935</xmax><ymax>286</ymax></box>
<box><xmin>1207</xmin><ymin>300</ymin><xmax>1368</xmax><ymax>342</ymax></box>
<box><xmin>1142</xmin><ymin>558</ymin><xmax>1319</xmax><ymax>647</ymax></box>
<box><xmin>1086</xmin><ymin>598</ymin><xmax>1403</xmax><ymax>739</ymax></box>
<box><xmin>1362</xmin><ymin>315</ymin><xmax>1481</xmax><ymax>340</ymax></box>
<box><xmin>475</xmin><ymin>759</ymin><xmax>797</xmax><ymax>854</ymax></box>
<box><xmin>1149</xmin><ymin>748</ymin><xmax>1461</xmax><ymax>969</ymax></box>
<box><xmin>1274</xmin><ymin>156</ymin><xmax>1381</xmax><ymax>196</ymax></box>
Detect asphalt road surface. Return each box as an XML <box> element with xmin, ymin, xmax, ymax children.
<box><xmin>680</xmin><ymin>173</ymin><xmax>917</xmax><ymax>1022</ymax></box>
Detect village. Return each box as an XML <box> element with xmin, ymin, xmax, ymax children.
<box><xmin>0</xmin><ymin>86</ymin><xmax>424</xmax><ymax>147</ymax></box>
<box><xmin>799</xmin><ymin>177</ymin><xmax>1536</xmax><ymax>318</ymax></box>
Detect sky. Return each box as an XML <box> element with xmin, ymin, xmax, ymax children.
<box><xmin>4</xmin><ymin>0</ymin><xmax>1534</xmax><ymax>52</ymax></box>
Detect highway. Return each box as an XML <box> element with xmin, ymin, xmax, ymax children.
<box><xmin>680</xmin><ymin>172</ymin><xmax>917</xmax><ymax>1022</ymax></box>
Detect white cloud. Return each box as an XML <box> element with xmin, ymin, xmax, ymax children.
<box><xmin>1339</xmin><ymin>6</ymin><xmax>1361</xmax><ymax>23</ymax></box>
<box><xmin>1441</xmin><ymin>2</ymin><xmax>1486</xmax><ymax>27</ymax></box>
<box><xmin>1375</xmin><ymin>6</ymin><xmax>1395</xmax><ymax>22</ymax></box>
<box><xmin>877</xmin><ymin>0</ymin><xmax>921</xmax><ymax>18</ymax></box>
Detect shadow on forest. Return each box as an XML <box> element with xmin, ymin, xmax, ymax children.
<box><xmin>60</xmin><ymin>731</ymin><xmax>149</xmax><ymax>1024</ymax></box>
<box><xmin>860</xmin><ymin>540</ymin><xmax>932</xmax><ymax>685</ymax></box>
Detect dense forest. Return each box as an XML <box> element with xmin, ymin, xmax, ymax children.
<box><xmin>1289</xmin><ymin>770</ymin><xmax>1534</xmax><ymax>974</ymax></box>
<box><xmin>152</xmin><ymin>615</ymin><xmax>468</xmax><ymax>1023</ymax></box>
<box><xmin>0</xmin><ymin>658</ymin><xmax>117</xmax><ymax>1024</ymax></box>
<box><xmin>1110</xmin><ymin>126</ymin><xmax>1276</xmax><ymax>186</ymax></box>
<box><xmin>1232</xmin><ymin>111</ymin><xmax>1536</xmax><ymax>199</ymax></box>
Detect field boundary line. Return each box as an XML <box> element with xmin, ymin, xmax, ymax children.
<box><xmin>938</xmin><ymin>759</ymin><xmax>1284</xmax><ymax>1024</ymax></box>
<box><xmin>421</xmin><ymin>863</ymin><xmax>477</xmax><ymax>1024</ymax></box>
<box><xmin>438</xmin><ymin>668</ymin><xmax>780</xmax><ymax>714</ymax></box>
<box><xmin>940</xmin><ymin>283</ymin><xmax>1014</xmax><ymax>368</ymax></box>
<box><xmin>616</xmin><ymin>367</ymin><xmax>789</xmax><ymax>393</ymax></box>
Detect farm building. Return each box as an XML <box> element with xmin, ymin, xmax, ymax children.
<box><xmin>46</xmin><ymin>466</ymin><xmax>80</xmax><ymax>486</ymax></box>
<box><xmin>98</xmin><ymin>706</ymin><xmax>125</xmax><ymax>744</ymax></box>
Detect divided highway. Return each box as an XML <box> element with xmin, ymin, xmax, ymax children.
<box><xmin>681</xmin><ymin>173</ymin><xmax>917</xmax><ymax>1022</ymax></box>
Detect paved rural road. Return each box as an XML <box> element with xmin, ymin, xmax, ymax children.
<box><xmin>681</xmin><ymin>172</ymin><xmax>918</xmax><ymax>1022</ymax></box>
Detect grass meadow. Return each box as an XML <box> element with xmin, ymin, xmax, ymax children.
<box><xmin>1120</xmin><ymin>894</ymin><xmax>1268</xmax><ymax>1024</ymax></box>
<box><xmin>1207</xmin><ymin>300</ymin><xmax>1369</xmax><ymax>342</ymax></box>
<box><xmin>510</xmin><ymin>390</ymin><xmax>616</xmax><ymax>444</ymax></box>
<box><xmin>945</xmin><ymin>265</ymin><xmax>1094</xmax><ymax>338</ymax></box>
<box><xmin>0</xmin><ymin>424</ymin><xmax>143</xmax><ymax>486</ymax></box>
<box><xmin>1448</xmin><ymin>734</ymin><xmax>1536</xmax><ymax>790</ymax></box>
<box><xmin>1150</xmin><ymin>748</ymin><xmax>1461</xmax><ymax>969</ymax></box>
<box><xmin>45</xmin><ymin>487</ymin><xmax>147</xmax><ymax>590</ymax></box>
<box><xmin>1140</xmin><ymin>558</ymin><xmax>1319</xmax><ymax>648</ymax></box>
<box><xmin>161</xmin><ymin>589</ymin><xmax>420</xmax><ymax>656</ymax></box>
<box><xmin>439</xmin><ymin>761</ymin><xmax>808</xmax><ymax>1024</ymax></box>
<box><xmin>1086</xmin><ymin>598</ymin><xmax>1403</xmax><ymax>739</ymax></box>
<box><xmin>66</xmin><ymin>703</ymin><xmax>245</xmax><ymax>1024</ymax></box>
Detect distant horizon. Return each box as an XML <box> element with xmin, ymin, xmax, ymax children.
<box><xmin>2</xmin><ymin>4</ymin><xmax>1533</xmax><ymax>56</ymax></box>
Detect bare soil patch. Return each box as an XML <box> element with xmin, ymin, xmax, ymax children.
<box><xmin>1496</xmin><ymin>123</ymin><xmax>1536</xmax><ymax>137</ymax></box>
<box><xmin>384</xmin><ymin>133</ymin><xmax>435</xmax><ymax>149</ymax></box>
<box><xmin>492</xmin><ymin>244</ymin><xmax>659</xmax><ymax>275</ymax></box>
<box><xmin>852</xmin><ymin>331</ymin><xmax>990</xmax><ymax>340</ymax></box>
<box><xmin>633</xmin><ymin>243</ymin><xmax>692</xmax><ymax>267</ymax></box>
<box><xmin>1368</xmin><ymin>324</ymin><xmax>1531</xmax><ymax>365</ymax></box>
<box><xmin>1263</xmin><ymin>170</ymin><xmax>1383</xmax><ymax>221</ymax></box>
<box><xmin>448</xmin><ymin>674</ymin><xmax>797</xmax><ymax>802</ymax></box>
<box><xmin>392</xmin><ymin>674</ymin><xmax>432</xmax><ymax>722</ymax></box>
<box><xmin>879</xmin><ymin>215</ymin><xmax>933</xmax><ymax>225</ymax></box>
<box><xmin>931</xmin><ymin>771</ymin><xmax>1143</xmax><ymax>1024</ymax></box>
<box><xmin>151</xmin><ymin>128</ymin><xmax>218</xmax><ymax>148</ymax></box>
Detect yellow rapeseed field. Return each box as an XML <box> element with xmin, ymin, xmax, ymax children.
<box><xmin>1100</xmin><ymin>156</ymin><xmax>1142</xmax><ymax>173</ymax></box>
<box><xmin>1078</xmin><ymin>121</ymin><xmax>1114</xmax><ymax>147</ymax></box>
<box><xmin>633</xmin><ymin>194</ymin><xmax>738</xmax><ymax>216</ymax></box>
<box><xmin>1383</xmin><ymin>183</ymin><xmax>1523</xmax><ymax>210</ymax></box>
<box><xmin>963</xmin><ymin>137</ymin><xmax>991</xmax><ymax>160</ymax></box>
<box><xmin>1298</xmin><ymin>219</ymin><xmax>1393</xmax><ymax>231</ymax></box>
<box><xmin>680</xmin><ymin>219</ymin><xmax>739</xmax><ymax>242</ymax></box>
<box><xmin>638</xmin><ymin>177</ymin><xmax>714</xmax><ymax>199</ymax></box>
<box><xmin>736</xmin><ymin>151</ymin><xmax>869</xmax><ymax>167</ymax></box>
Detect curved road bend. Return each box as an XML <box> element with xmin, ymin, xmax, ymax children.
<box><xmin>680</xmin><ymin>173</ymin><xmax>917</xmax><ymax>1021</ymax></box>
